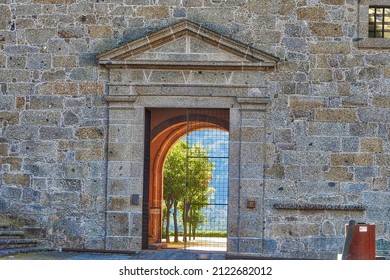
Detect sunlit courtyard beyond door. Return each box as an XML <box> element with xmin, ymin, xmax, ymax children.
<box><xmin>162</xmin><ymin>128</ymin><xmax>229</xmax><ymax>251</ymax></box>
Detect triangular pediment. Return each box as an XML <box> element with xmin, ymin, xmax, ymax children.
<box><xmin>98</xmin><ymin>20</ymin><xmax>279</xmax><ymax>70</ymax></box>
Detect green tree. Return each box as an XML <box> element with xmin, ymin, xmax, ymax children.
<box><xmin>163</xmin><ymin>141</ymin><xmax>186</xmax><ymax>242</ymax></box>
<box><xmin>163</xmin><ymin>140</ymin><xmax>214</xmax><ymax>243</ymax></box>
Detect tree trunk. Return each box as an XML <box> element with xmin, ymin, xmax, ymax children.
<box><xmin>183</xmin><ymin>203</ymin><xmax>190</xmax><ymax>242</ymax></box>
<box><xmin>165</xmin><ymin>200</ymin><xmax>173</xmax><ymax>243</ymax></box>
<box><xmin>173</xmin><ymin>200</ymin><xmax>179</xmax><ymax>242</ymax></box>
<box><xmin>165</xmin><ymin>210</ymin><xmax>170</xmax><ymax>243</ymax></box>
<box><xmin>188</xmin><ymin>220</ymin><xmax>192</xmax><ymax>241</ymax></box>
<box><xmin>192</xmin><ymin>225</ymin><xmax>196</xmax><ymax>240</ymax></box>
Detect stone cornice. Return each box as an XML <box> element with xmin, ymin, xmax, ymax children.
<box><xmin>274</xmin><ymin>203</ymin><xmax>366</xmax><ymax>211</ymax></box>
<box><xmin>237</xmin><ymin>97</ymin><xmax>270</xmax><ymax>111</ymax></box>
<box><xmin>100</xmin><ymin>60</ymin><xmax>276</xmax><ymax>71</ymax></box>
<box><xmin>105</xmin><ymin>95</ymin><xmax>138</xmax><ymax>103</ymax></box>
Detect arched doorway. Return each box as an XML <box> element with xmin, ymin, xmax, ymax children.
<box><xmin>100</xmin><ymin>20</ymin><xmax>276</xmax><ymax>254</ymax></box>
<box><xmin>146</xmin><ymin>108</ymin><xmax>229</xmax><ymax>250</ymax></box>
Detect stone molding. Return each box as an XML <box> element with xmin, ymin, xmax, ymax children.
<box><xmin>105</xmin><ymin>95</ymin><xmax>138</xmax><ymax>103</ymax></box>
<box><xmin>274</xmin><ymin>203</ymin><xmax>366</xmax><ymax>211</ymax></box>
<box><xmin>107</xmin><ymin>83</ymin><xmax>268</xmax><ymax>97</ymax></box>
<box><xmin>237</xmin><ymin>97</ymin><xmax>270</xmax><ymax>111</ymax></box>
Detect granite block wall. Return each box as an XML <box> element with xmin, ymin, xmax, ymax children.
<box><xmin>0</xmin><ymin>0</ymin><xmax>389</xmax><ymax>258</ymax></box>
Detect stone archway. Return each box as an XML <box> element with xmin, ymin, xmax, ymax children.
<box><xmin>98</xmin><ymin>20</ymin><xmax>279</xmax><ymax>253</ymax></box>
<box><xmin>147</xmin><ymin>108</ymin><xmax>229</xmax><ymax>246</ymax></box>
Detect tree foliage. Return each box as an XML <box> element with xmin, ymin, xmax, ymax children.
<box><xmin>163</xmin><ymin>139</ymin><xmax>214</xmax><ymax>242</ymax></box>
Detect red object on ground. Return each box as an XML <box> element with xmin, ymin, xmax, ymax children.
<box><xmin>346</xmin><ymin>224</ymin><xmax>376</xmax><ymax>260</ymax></box>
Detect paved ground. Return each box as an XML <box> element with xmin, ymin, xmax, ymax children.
<box><xmin>0</xmin><ymin>249</ymin><xmax>226</xmax><ymax>260</ymax></box>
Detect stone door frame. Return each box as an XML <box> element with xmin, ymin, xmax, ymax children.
<box><xmin>99</xmin><ymin>20</ymin><xmax>278</xmax><ymax>252</ymax></box>
<box><xmin>104</xmin><ymin>87</ymin><xmax>269</xmax><ymax>252</ymax></box>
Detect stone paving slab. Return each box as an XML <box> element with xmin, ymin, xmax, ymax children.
<box><xmin>0</xmin><ymin>249</ymin><xmax>226</xmax><ymax>260</ymax></box>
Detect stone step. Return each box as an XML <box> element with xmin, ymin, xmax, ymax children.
<box><xmin>0</xmin><ymin>223</ymin><xmax>10</xmax><ymax>230</ymax></box>
<box><xmin>0</xmin><ymin>239</ymin><xmax>40</xmax><ymax>250</ymax></box>
<box><xmin>148</xmin><ymin>243</ymin><xmax>168</xmax><ymax>250</ymax></box>
<box><xmin>22</xmin><ymin>226</ymin><xmax>45</xmax><ymax>238</ymax></box>
<box><xmin>0</xmin><ymin>246</ymin><xmax>49</xmax><ymax>257</ymax></box>
<box><xmin>0</xmin><ymin>231</ymin><xmax>25</xmax><ymax>239</ymax></box>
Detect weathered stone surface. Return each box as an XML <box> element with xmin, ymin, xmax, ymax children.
<box><xmin>53</xmin><ymin>56</ymin><xmax>77</xmax><ymax>68</ymax></box>
<box><xmin>79</xmin><ymin>82</ymin><xmax>104</xmax><ymax>94</ymax></box>
<box><xmin>136</xmin><ymin>6</ymin><xmax>170</xmax><ymax>19</ymax></box>
<box><xmin>358</xmin><ymin>108</ymin><xmax>390</xmax><ymax>123</ymax></box>
<box><xmin>324</xmin><ymin>167</ymin><xmax>353</xmax><ymax>181</ymax></box>
<box><xmin>385</xmin><ymin>67</ymin><xmax>390</xmax><ymax>79</ymax></box>
<box><xmin>375</xmin><ymin>154</ymin><xmax>390</xmax><ymax>166</ymax></box>
<box><xmin>75</xmin><ymin>127</ymin><xmax>104</xmax><ymax>139</ymax></box>
<box><xmin>42</xmin><ymin>70</ymin><xmax>66</xmax><ymax>81</ymax></box>
<box><xmin>363</xmin><ymin>192</ymin><xmax>390</xmax><ymax>207</ymax></box>
<box><xmin>359</xmin><ymin>67</ymin><xmax>381</xmax><ymax>80</ymax></box>
<box><xmin>7</xmin><ymin>55</ymin><xmax>26</xmax><ymax>69</ymax></box>
<box><xmin>322</xmin><ymin>0</ymin><xmax>345</xmax><ymax>4</ymax></box>
<box><xmin>52</xmin><ymin>179</ymin><xmax>81</xmax><ymax>192</ymax></box>
<box><xmin>63</xmin><ymin>111</ymin><xmax>80</xmax><ymax>126</ymax></box>
<box><xmin>0</xmin><ymin>54</ymin><xmax>6</xmax><ymax>68</ymax></box>
<box><xmin>25</xmin><ymin>29</ymin><xmax>56</xmax><ymax>45</ymax></box>
<box><xmin>309</xmin><ymin>42</ymin><xmax>350</xmax><ymax>54</ymax></box>
<box><xmin>0</xmin><ymin>157</ymin><xmax>22</xmax><ymax>170</ymax></box>
<box><xmin>0</xmin><ymin>143</ymin><xmax>8</xmax><ymax>156</ymax></box>
<box><xmin>307</xmin><ymin>123</ymin><xmax>349</xmax><ymax>136</ymax></box>
<box><xmin>3</xmin><ymin>173</ymin><xmax>30</xmax><ymax>187</ymax></box>
<box><xmin>331</xmin><ymin>153</ymin><xmax>373</xmax><ymax>166</ymax></box>
<box><xmin>265</xmin><ymin>164</ymin><xmax>285</xmax><ymax>179</ymax></box>
<box><xmin>0</xmin><ymin>96</ymin><xmax>14</xmax><ymax>110</ymax></box>
<box><xmin>1</xmin><ymin>1</ymin><xmax>390</xmax><ymax>260</ymax></box>
<box><xmin>297</xmin><ymin>7</ymin><xmax>327</xmax><ymax>21</ymax></box>
<box><xmin>27</xmin><ymin>54</ymin><xmax>51</xmax><ymax>69</ymax></box>
<box><xmin>296</xmin><ymin>136</ymin><xmax>341</xmax><ymax>152</ymax></box>
<box><xmin>308</xmin><ymin>237</ymin><xmax>343</xmax><ymax>252</ymax></box>
<box><xmin>88</xmin><ymin>25</ymin><xmax>112</xmax><ymax>38</ymax></box>
<box><xmin>279</xmin><ymin>0</ymin><xmax>296</xmax><ymax>16</ymax></box>
<box><xmin>39</xmin><ymin>127</ymin><xmax>73</xmax><ymax>140</ymax></box>
<box><xmin>0</xmin><ymin>5</ymin><xmax>11</xmax><ymax>30</ymax></box>
<box><xmin>0</xmin><ymin>112</ymin><xmax>19</xmax><ymax>125</ymax></box>
<box><xmin>75</xmin><ymin>148</ymin><xmax>102</xmax><ymax>161</ymax></box>
<box><xmin>108</xmin><ymin>197</ymin><xmax>130</xmax><ymax>211</ymax></box>
<box><xmin>360</xmin><ymin>137</ymin><xmax>383</xmax><ymax>153</ymax></box>
<box><xmin>289</xmin><ymin>96</ymin><xmax>326</xmax><ymax>110</ymax></box>
<box><xmin>3</xmin><ymin>125</ymin><xmax>39</xmax><ymax>140</ymax></box>
<box><xmin>21</xmin><ymin>111</ymin><xmax>61</xmax><ymax>126</ymax></box>
<box><xmin>373</xmin><ymin>97</ymin><xmax>390</xmax><ymax>107</ymax></box>
<box><xmin>33</xmin><ymin>0</ymin><xmax>76</xmax><ymax>3</ymax></box>
<box><xmin>107</xmin><ymin>213</ymin><xmax>129</xmax><ymax>236</ymax></box>
<box><xmin>70</xmin><ymin>68</ymin><xmax>95</xmax><ymax>81</ymax></box>
<box><xmin>1</xmin><ymin>186</ymin><xmax>22</xmax><ymax>200</ymax></box>
<box><xmin>315</xmin><ymin>108</ymin><xmax>357</xmax><ymax>122</ymax></box>
<box><xmin>30</xmin><ymin>96</ymin><xmax>64</xmax><ymax>110</ymax></box>
<box><xmin>321</xmin><ymin>220</ymin><xmax>336</xmax><ymax>237</ymax></box>
<box><xmin>270</xmin><ymin>223</ymin><xmax>320</xmax><ymax>237</ymax></box>
<box><xmin>309</xmin><ymin>22</ymin><xmax>343</xmax><ymax>37</ymax></box>
<box><xmin>52</xmin><ymin>82</ymin><xmax>78</xmax><ymax>95</ymax></box>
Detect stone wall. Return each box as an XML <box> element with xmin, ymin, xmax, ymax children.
<box><xmin>0</xmin><ymin>0</ymin><xmax>389</xmax><ymax>258</ymax></box>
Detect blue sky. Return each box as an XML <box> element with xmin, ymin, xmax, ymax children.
<box><xmin>184</xmin><ymin>129</ymin><xmax>229</xmax><ymax>231</ymax></box>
